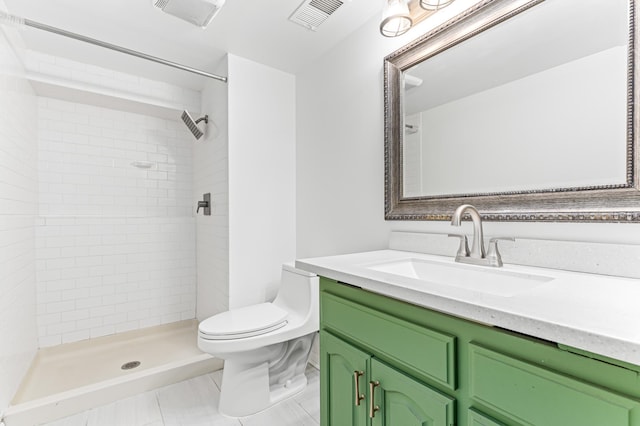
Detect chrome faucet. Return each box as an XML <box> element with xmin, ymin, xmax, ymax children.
<box><xmin>448</xmin><ymin>204</ymin><xmax>513</xmax><ymax>267</ymax></box>
<box><xmin>451</xmin><ymin>204</ymin><xmax>485</xmax><ymax>259</ymax></box>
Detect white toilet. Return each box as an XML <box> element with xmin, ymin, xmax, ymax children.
<box><xmin>197</xmin><ymin>264</ymin><xmax>319</xmax><ymax>417</ymax></box>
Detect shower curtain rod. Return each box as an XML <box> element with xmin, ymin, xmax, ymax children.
<box><xmin>1</xmin><ymin>12</ymin><xmax>228</xmax><ymax>83</ymax></box>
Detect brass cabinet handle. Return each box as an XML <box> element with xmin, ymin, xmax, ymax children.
<box><xmin>369</xmin><ymin>381</ymin><xmax>380</xmax><ymax>418</ymax></box>
<box><xmin>353</xmin><ymin>371</ymin><xmax>365</xmax><ymax>406</ymax></box>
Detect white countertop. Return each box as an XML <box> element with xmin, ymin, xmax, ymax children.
<box><xmin>296</xmin><ymin>249</ymin><xmax>640</xmax><ymax>366</ymax></box>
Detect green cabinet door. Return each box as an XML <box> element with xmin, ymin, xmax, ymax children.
<box><xmin>469</xmin><ymin>344</ymin><xmax>640</xmax><ymax>426</ymax></box>
<box><xmin>370</xmin><ymin>359</ymin><xmax>455</xmax><ymax>426</ymax></box>
<box><xmin>321</xmin><ymin>331</ymin><xmax>369</xmax><ymax>426</ymax></box>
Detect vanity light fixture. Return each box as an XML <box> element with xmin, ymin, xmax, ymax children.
<box><xmin>380</xmin><ymin>0</ymin><xmax>412</xmax><ymax>37</ymax></box>
<box><xmin>380</xmin><ymin>0</ymin><xmax>456</xmax><ymax>37</ymax></box>
<box><xmin>420</xmin><ymin>0</ymin><xmax>454</xmax><ymax>10</ymax></box>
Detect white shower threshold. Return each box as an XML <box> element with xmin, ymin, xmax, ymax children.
<box><xmin>3</xmin><ymin>320</ymin><xmax>222</xmax><ymax>426</ymax></box>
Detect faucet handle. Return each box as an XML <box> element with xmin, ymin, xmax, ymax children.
<box><xmin>489</xmin><ymin>236</ymin><xmax>515</xmax><ymax>245</ymax></box>
<box><xmin>448</xmin><ymin>233</ymin><xmax>469</xmax><ymax>258</ymax></box>
<box><xmin>196</xmin><ymin>200</ymin><xmax>209</xmax><ymax>213</ymax></box>
<box><xmin>196</xmin><ymin>193</ymin><xmax>211</xmax><ymax>215</ymax></box>
<box><xmin>486</xmin><ymin>237</ymin><xmax>515</xmax><ymax>267</ymax></box>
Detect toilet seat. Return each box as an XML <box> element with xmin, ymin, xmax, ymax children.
<box><xmin>199</xmin><ymin>303</ymin><xmax>288</xmax><ymax>340</ymax></box>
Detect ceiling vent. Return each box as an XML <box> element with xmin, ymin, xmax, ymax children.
<box><xmin>289</xmin><ymin>0</ymin><xmax>345</xmax><ymax>31</ymax></box>
<box><xmin>153</xmin><ymin>0</ymin><xmax>226</xmax><ymax>28</ymax></box>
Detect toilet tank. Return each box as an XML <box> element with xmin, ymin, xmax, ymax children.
<box><xmin>272</xmin><ymin>263</ymin><xmax>319</xmax><ymax>320</ymax></box>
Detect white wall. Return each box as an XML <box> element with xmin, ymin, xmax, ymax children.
<box><xmin>227</xmin><ymin>55</ymin><xmax>296</xmax><ymax>309</ymax></box>
<box><xmin>0</xmin><ymin>20</ymin><xmax>38</xmax><ymax>415</ymax></box>
<box><xmin>195</xmin><ymin>54</ymin><xmax>296</xmax><ymax>315</ymax></box>
<box><xmin>296</xmin><ymin>0</ymin><xmax>640</xmax><ymax>258</ymax></box>
<box><xmin>195</xmin><ymin>57</ymin><xmax>230</xmax><ymax>321</ymax></box>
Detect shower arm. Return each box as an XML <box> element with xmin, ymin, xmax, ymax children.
<box><xmin>0</xmin><ymin>12</ymin><xmax>227</xmax><ymax>83</ymax></box>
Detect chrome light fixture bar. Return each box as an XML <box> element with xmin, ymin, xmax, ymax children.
<box><xmin>380</xmin><ymin>0</ymin><xmax>456</xmax><ymax>37</ymax></box>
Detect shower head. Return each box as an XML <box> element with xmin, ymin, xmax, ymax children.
<box><xmin>181</xmin><ymin>110</ymin><xmax>208</xmax><ymax>140</ymax></box>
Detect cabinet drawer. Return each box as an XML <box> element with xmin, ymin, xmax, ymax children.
<box><xmin>321</xmin><ymin>292</ymin><xmax>456</xmax><ymax>389</ymax></box>
<box><xmin>469</xmin><ymin>344</ymin><xmax>640</xmax><ymax>426</ymax></box>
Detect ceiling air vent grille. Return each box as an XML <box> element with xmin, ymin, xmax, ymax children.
<box><xmin>154</xmin><ymin>0</ymin><xmax>170</xmax><ymax>9</ymax></box>
<box><xmin>310</xmin><ymin>0</ymin><xmax>343</xmax><ymax>14</ymax></box>
<box><xmin>289</xmin><ymin>0</ymin><xmax>345</xmax><ymax>31</ymax></box>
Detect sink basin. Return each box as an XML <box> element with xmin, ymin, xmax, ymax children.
<box><xmin>364</xmin><ymin>258</ymin><xmax>554</xmax><ymax>297</ymax></box>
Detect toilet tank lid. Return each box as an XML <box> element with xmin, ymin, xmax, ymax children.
<box><xmin>199</xmin><ymin>303</ymin><xmax>288</xmax><ymax>336</ymax></box>
<box><xmin>283</xmin><ymin>263</ymin><xmax>317</xmax><ymax>277</ymax></box>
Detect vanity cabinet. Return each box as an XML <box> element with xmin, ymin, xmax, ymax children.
<box><xmin>320</xmin><ymin>278</ymin><xmax>640</xmax><ymax>426</ymax></box>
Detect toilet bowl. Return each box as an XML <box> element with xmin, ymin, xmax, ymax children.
<box><xmin>197</xmin><ymin>263</ymin><xmax>319</xmax><ymax>417</ymax></box>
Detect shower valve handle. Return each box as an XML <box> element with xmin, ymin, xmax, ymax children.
<box><xmin>196</xmin><ymin>201</ymin><xmax>208</xmax><ymax>213</ymax></box>
<box><xmin>197</xmin><ymin>193</ymin><xmax>211</xmax><ymax>215</ymax></box>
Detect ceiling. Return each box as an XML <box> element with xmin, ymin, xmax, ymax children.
<box><xmin>3</xmin><ymin>0</ymin><xmax>383</xmax><ymax>89</ymax></box>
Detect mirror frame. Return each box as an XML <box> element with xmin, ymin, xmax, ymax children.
<box><xmin>384</xmin><ymin>0</ymin><xmax>640</xmax><ymax>222</ymax></box>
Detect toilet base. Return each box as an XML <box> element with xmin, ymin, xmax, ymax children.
<box><xmin>217</xmin><ymin>333</ymin><xmax>314</xmax><ymax>417</ymax></box>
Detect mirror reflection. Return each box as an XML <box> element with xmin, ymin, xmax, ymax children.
<box><xmin>401</xmin><ymin>0</ymin><xmax>629</xmax><ymax>198</ymax></box>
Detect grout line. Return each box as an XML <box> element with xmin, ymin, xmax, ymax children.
<box><xmin>207</xmin><ymin>370</ymin><xmax>221</xmax><ymax>392</ymax></box>
<box><xmin>153</xmin><ymin>392</ymin><xmax>166</xmax><ymax>426</ymax></box>
<box><xmin>298</xmin><ymin>404</ymin><xmax>316</xmax><ymax>423</ymax></box>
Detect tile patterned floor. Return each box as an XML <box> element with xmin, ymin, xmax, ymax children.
<box><xmin>41</xmin><ymin>366</ymin><xmax>320</xmax><ymax>426</ymax></box>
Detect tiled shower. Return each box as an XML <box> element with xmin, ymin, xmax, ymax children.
<box><xmin>0</xmin><ymin>19</ymin><xmax>210</xmax><ymax>415</ymax></box>
<box><xmin>35</xmin><ymin>98</ymin><xmax>197</xmax><ymax>347</ymax></box>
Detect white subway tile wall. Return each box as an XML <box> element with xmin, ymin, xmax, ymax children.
<box><xmin>35</xmin><ymin>217</ymin><xmax>196</xmax><ymax>346</ymax></box>
<box><xmin>38</xmin><ymin>98</ymin><xmax>194</xmax><ymax>217</ymax></box>
<box><xmin>0</xmin><ymin>22</ymin><xmax>39</xmax><ymax>414</ymax></box>
<box><xmin>36</xmin><ymin>98</ymin><xmax>197</xmax><ymax>347</ymax></box>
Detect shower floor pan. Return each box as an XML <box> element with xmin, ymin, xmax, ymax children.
<box><xmin>4</xmin><ymin>320</ymin><xmax>221</xmax><ymax>426</ymax></box>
